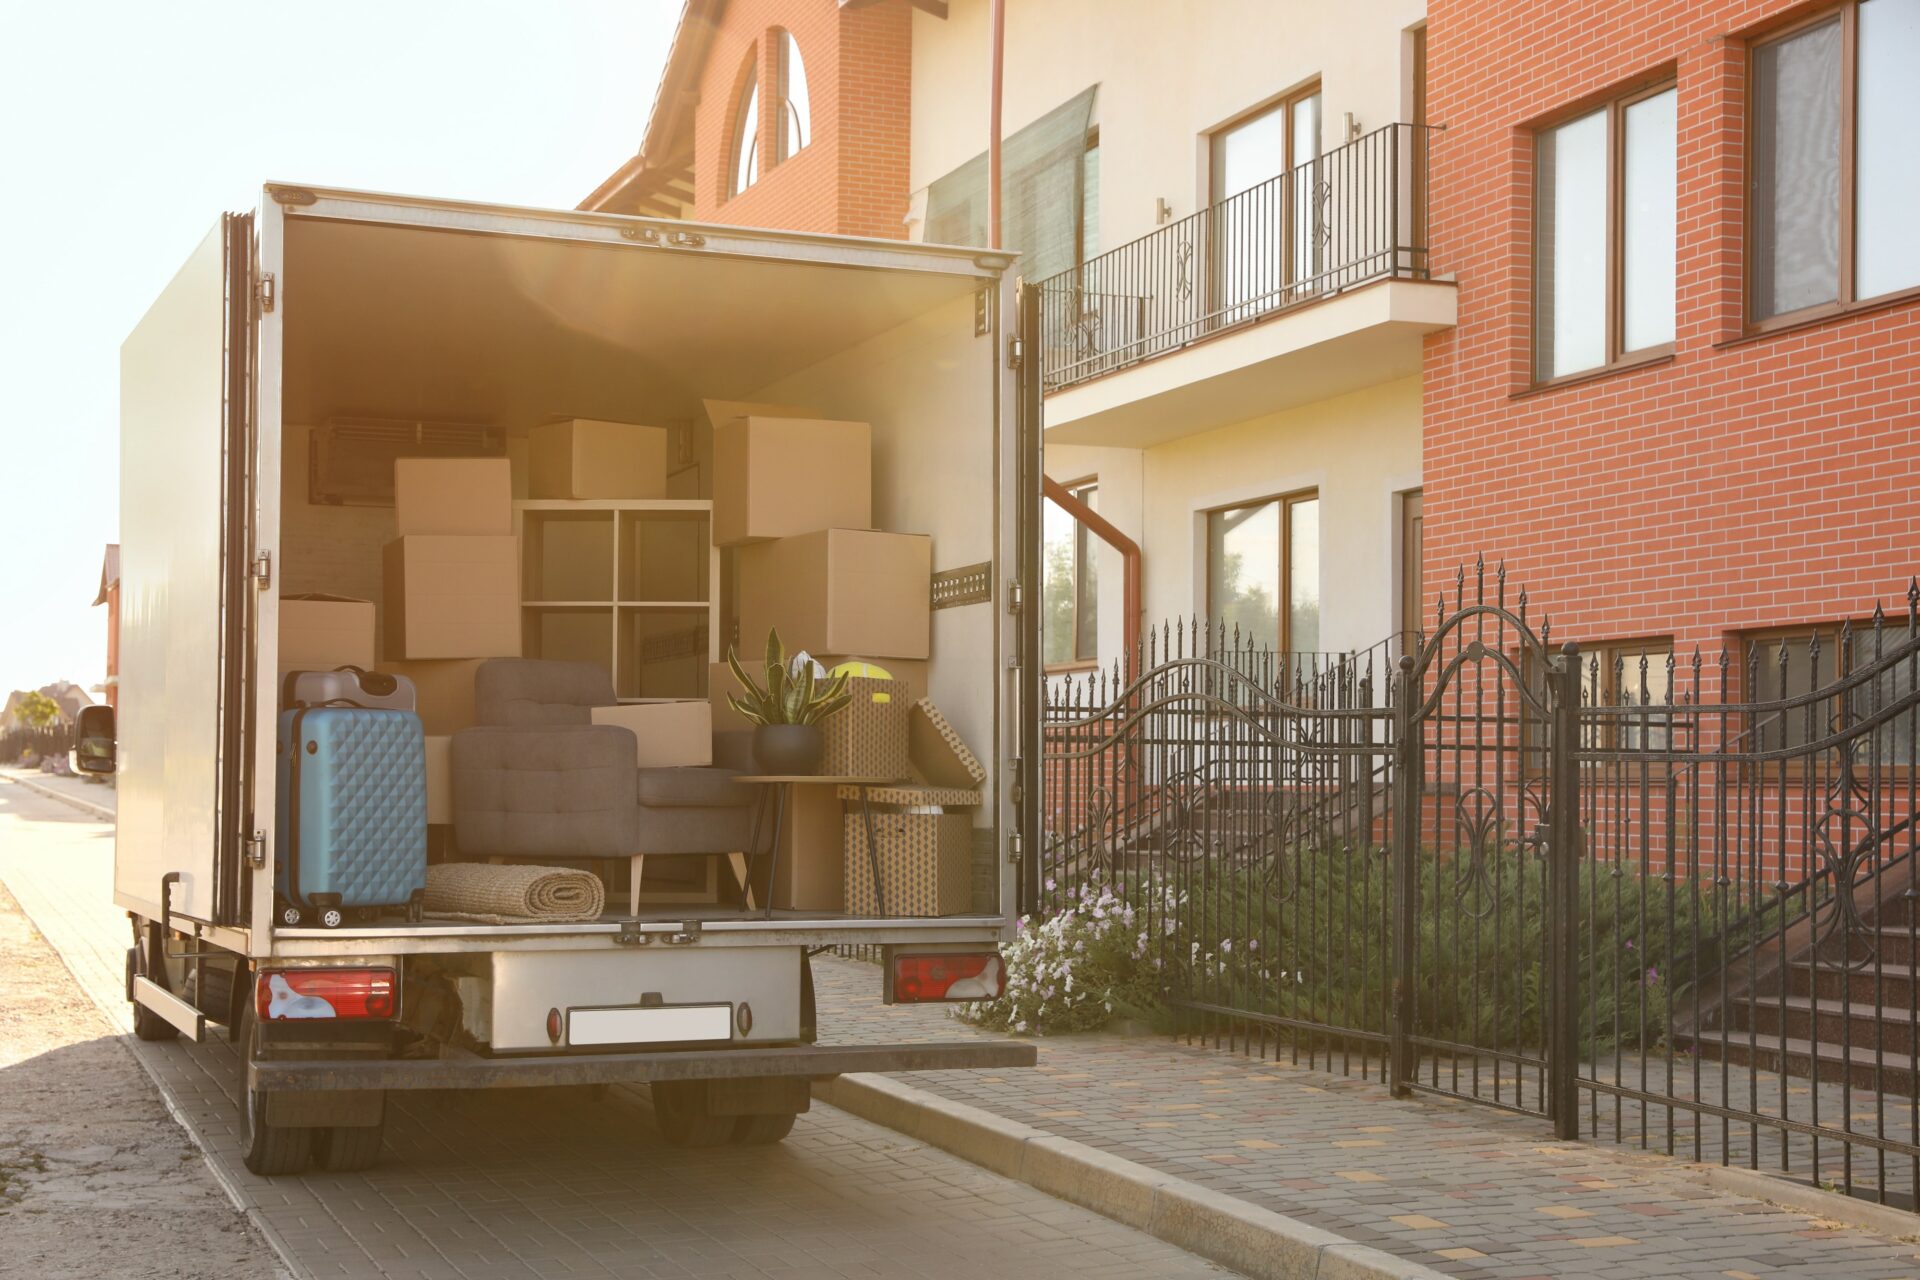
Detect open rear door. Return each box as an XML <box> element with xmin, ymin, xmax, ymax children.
<box><xmin>114</xmin><ymin>212</ymin><xmax>258</xmax><ymax>926</ymax></box>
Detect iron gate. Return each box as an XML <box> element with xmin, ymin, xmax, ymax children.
<box><xmin>1039</xmin><ymin>562</ymin><xmax>1920</xmax><ymax>1204</ymax></box>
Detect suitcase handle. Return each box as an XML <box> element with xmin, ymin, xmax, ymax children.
<box><xmin>331</xmin><ymin>665</ymin><xmax>401</xmax><ymax>699</ymax></box>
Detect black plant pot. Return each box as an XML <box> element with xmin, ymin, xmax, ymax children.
<box><xmin>754</xmin><ymin>724</ymin><xmax>823</xmax><ymax>775</ymax></box>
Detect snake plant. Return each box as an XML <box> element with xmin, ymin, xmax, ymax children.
<box><xmin>725</xmin><ymin>628</ymin><xmax>853</xmax><ymax>727</ymax></box>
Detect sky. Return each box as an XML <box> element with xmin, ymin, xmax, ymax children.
<box><xmin>0</xmin><ymin>0</ymin><xmax>678</xmax><ymax>698</ymax></box>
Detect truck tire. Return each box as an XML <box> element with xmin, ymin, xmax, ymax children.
<box><xmin>731</xmin><ymin>1112</ymin><xmax>797</xmax><ymax>1145</ymax></box>
<box><xmin>649</xmin><ymin>1081</ymin><xmax>733</xmax><ymax>1148</ymax></box>
<box><xmin>312</xmin><ymin>1118</ymin><xmax>385</xmax><ymax>1172</ymax></box>
<box><xmin>127</xmin><ymin>937</ymin><xmax>179</xmax><ymax>1043</ymax></box>
<box><xmin>235</xmin><ymin>1003</ymin><xmax>312</xmax><ymax>1176</ymax></box>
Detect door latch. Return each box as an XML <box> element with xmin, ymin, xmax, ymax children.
<box><xmin>663</xmin><ymin>920</ymin><xmax>704</xmax><ymax>946</ymax></box>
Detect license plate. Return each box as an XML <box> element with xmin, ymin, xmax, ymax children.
<box><xmin>567</xmin><ymin>1004</ymin><xmax>733</xmax><ymax>1047</ymax></box>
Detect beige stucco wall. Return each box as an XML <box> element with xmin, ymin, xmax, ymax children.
<box><xmin>909</xmin><ymin>0</ymin><xmax>1428</xmax><ymax>252</ymax></box>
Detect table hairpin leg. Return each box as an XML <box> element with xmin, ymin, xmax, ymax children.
<box><xmin>856</xmin><ymin>784</ymin><xmax>887</xmax><ymax>917</ymax></box>
<box><xmin>742</xmin><ymin>784</ymin><xmax>770</xmax><ymax>911</ymax></box>
<box><xmin>762</xmin><ymin>782</ymin><xmax>790</xmax><ymax>921</ymax></box>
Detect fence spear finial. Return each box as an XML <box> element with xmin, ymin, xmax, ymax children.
<box><xmin>1496</xmin><ymin>559</ymin><xmax>1507</xmax><ymax>608</ymax></box>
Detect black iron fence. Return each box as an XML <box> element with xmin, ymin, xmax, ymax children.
<box><xmin>0</xmin><ymin>724</ymin><xmax>76</xmax><ymax>768</ymax></box>
<box><xmin>1036</xmin><ymin>122</ymin><xmax>1435</xmax><ymax>393</ymax></box>
<box><xmin>1038</xmin><ymin>564</ymin><xmax>1920</xmax><ymax>1206</ymax></box>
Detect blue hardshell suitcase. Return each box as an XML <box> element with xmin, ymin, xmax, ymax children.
<box><xmin>275</xmin><ymin>705</ymin><xmax>428</xmax><ymax>928</ymax></box>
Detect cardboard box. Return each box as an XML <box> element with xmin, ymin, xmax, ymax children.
<box><xmin>737</xmin><ymin>529</ymin><xmax>931</xmax><ymax>660</ymax></box>
<box><xmin>505</xmin><ymin>436</ymin><xmax>530</xmax><ymax>499</ymax></box>
<box><xmin>424</xmin><ymin>735</ymin><xmax>452</xmax><ymax>825</ymax></box>
<box><xmin>530</xmin><ymin>419</ymin><xmax>668</xmax><ymax>499</ymax></box>
<box><xmin>700</xmin><ymin>399</ymin><xmax>820</xmax><ymax>433</ymax></box>
<box><xmin>820</xmin><ymin>676</ymin><xmax>912</xmax><ymax>780</ymax></box>
<box><xmin>383</xmin><ymin>536</ymin><xmax>521</xmax><ymax>660</ymax></box>
<box><xmin>279</xmin><ymin>593</ymin><xmax>375</xmax><ymax>672</ymax></box>
<box><xmin>771</xmin><ymin>784</ymin><xmax>844</xmax><ymax>911</ymax></box>
<box><xmin>393</xmin><ymin>457</ymin><xmax>512</xmax><ymax>536</ymax></box>
<box><xmin>709</xmin><ymin>656</ymin><xmax>929</xmax><ymax>732</ymax></box>
<box><xmin>910</xmin><ymin>698</ymin><xmax>988</xmax><ymax>789</ymax></box>
<box><xmin>712</xmin><ymin>417</ymin><xmax>871</xmax><ymax>547</ymax></box>
<box><xmin>843</xmin><ymin>807</ymin><xmax>973</xmax><ymax>917</ymax></box>
<box><xmin>590</xmin><ymin>700</ymin><xmax>713</xmax><ymax>768</ymax></box>
<box><xmin>376</xmin><ymin>658</ymin><xmax>486</xmax><ymax>735</ymax></box>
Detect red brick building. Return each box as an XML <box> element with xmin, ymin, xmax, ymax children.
<box><xmin>583</xmin><ymin>0</ymin><xmax>912</xmax><ymax>239</ymax></box>
<box><xmin>1422</xmin><ymin>0</ymin><xmax>1920</xmax><ymax>689</ymax></box>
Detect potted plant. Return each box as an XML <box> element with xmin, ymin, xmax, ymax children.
<box><xmin>726</xmin><ymin>628</ymin><xmax>853</xmax><ymax>775</ymax></box>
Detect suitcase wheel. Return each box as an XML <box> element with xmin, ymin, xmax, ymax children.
<box><xmin>319</xmin><ymin>907</ymin><xmax>345</xmax><ymax>929</ymax></box>
<box><xmin>278</xmin><ymin>902</ymin><xmax>303</xmax><ymax>927</ymax></box>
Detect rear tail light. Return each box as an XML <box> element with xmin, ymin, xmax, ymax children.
<box><xmin>891</xmin><ymin>952</ymin><xmax>1005</xmax><ymax>1003</ymax></box>
<box><xmin>256</xmin><ymin>968</ymin><xmax>396</xmax><ymax>1021</ymax></box>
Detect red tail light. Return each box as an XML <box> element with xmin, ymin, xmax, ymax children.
<box><xmin>892</xmin><ymin>952</ymin><xmax>1005</xmax><ymax>1003</ymax></box>
<box><xmin>256</xmin><ymin>968</ymin><xmax>396</xmax><ymax>1021</ymax></box>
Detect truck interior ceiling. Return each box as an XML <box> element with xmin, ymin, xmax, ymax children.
<box><xmin>273</xmin><ymin>213</ymin><xmax>1003</xmax><ymax>931</ymax></box>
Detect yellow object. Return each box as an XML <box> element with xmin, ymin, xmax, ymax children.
<box><xmin>830</xmin><ymin>660</ymin><xmax>895</xmax><ymax>702</ymax></box>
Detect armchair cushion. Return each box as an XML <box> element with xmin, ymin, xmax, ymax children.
<box><xmin>451</xmin><ymin>725</ymin><xmax>637</xmax><ymax>858</ymax></box>
<box><xmin>474</xmin><ymin>658</ymin><xmax>617</xmax><ymax>727</ymax></box>
<box><xmin>636</xmin><ymin>766</ymin><xmax>753</xmax><ymax>809</ymax></box>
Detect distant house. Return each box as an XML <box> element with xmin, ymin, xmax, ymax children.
<box><xmin>1</xmin><ymin>682</ymin><xmax>92</xmax><ymax>731</ymax></box>
<box><xmin>95</xmin><ymin>544</ymin><xmax>119</xmax><ymax>708</ymax></box>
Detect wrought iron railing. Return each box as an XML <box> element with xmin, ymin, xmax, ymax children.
<box><xmin>1037</xmin><ymin>122</ymin><xmax>1436</xmax><ymax>393</ymax></box>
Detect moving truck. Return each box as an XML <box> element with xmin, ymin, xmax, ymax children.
<box><xmin>85</xmin><ymin>186</ymin><xmax>1043</xmax><ymax>1174</ymax></box>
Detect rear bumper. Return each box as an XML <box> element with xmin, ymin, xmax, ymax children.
<box><xmin>249</xmin><ymin>1039</ymin><xmax>1035</xmax><ymax>1092</ymax></box>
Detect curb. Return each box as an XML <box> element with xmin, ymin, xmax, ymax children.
<box><xmin>816</xmin><ymin>1072</ymin><xmax>1448</xmax><ymax>1280</ymax></box>
<box><xmin>2</xmin><ymin>772</ymin><xmax>116</xmax><ymax>822</ymax></box>
<box><xmin>1679</xmin><ymin>1160</ymin><xmax>1920</xmax><ymax>1243</ymax></box>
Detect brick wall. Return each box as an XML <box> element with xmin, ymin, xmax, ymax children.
<box><xmin>1423</xmin><ymin>0</ymin><xmax>1920</xmax><ymax>671</ymax></box>
<box><xmin>688</xmin><ymin>0</ymin><xmax>910</xmax><ymax>238</ymax></box>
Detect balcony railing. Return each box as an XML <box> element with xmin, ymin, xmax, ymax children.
<box><xmin>1038</xmin><ymin>122</ymin><xmax>1437</xmax><ymax>394</ymax></box>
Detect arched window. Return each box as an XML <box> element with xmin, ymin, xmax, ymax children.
<box><xmin>776</xmin><ymin>30</ymin><xmax>811</xmax><ymax>161</ymax></box>
<box><xmin>729</xmin><ymin>52</ymin><xmax>759</xmax><ymax>198</ymax></box>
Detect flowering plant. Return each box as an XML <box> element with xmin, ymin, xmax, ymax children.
<box><xmin>955</xmin><ymin>879</ymin><xmax>1162</xmax><ymax>1034</ymax></box>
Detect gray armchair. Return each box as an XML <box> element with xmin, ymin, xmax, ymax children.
<box><xmin>450</xmin><ymin>659</ymin><xmax>768</xmax><ymax>914</ymax></box>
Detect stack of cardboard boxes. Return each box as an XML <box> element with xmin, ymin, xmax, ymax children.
<box><xmin>706</xmin><ymin>404</ymin><xmax>981</xmax><ymax>917</ymax></box>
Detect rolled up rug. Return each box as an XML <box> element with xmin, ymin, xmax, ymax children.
<box><xmin>424</xmin><ymin>862</ymin><xmax>606</xmax><ymax>924</ymax></box>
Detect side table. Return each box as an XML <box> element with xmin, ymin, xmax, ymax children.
<box><xmin>734</xmin><ymin>775</ymin><xmax>895</xmax><ymax>919</ymax></box>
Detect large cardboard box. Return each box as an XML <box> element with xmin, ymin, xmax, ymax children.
<box><xmin>424</xmin><ymin>735</ymin><xmax>452</xmax><ymax>825</ymax></box>
<box><xmin>700</xmin><ymin>399</ymin><xmax>820</xmax><ymax>433</ymax></box>
<box><xmin>590</xmin><ymin>701</ymin><xmax>713</xmax><ymax>768</ymax></box>
<box><xmin>376</xmin><ymin>658</ymin><xmax>486</xmax><ymax>735</ymax></box>
<box><xmin>709</xmin><ymin>656</ymin><xmax>929</xmax><ymax>732</ymax></box>
<box><xmin>820</xmin><ymin>676</ymin><xmax>912</xmax><ymax>780</ymax></box>
<box><xmin>383</xmin><ymin>536</ymin><xmax>521</xmax><ymax>660</ymax></box>
<box><xmin>393</xmin><ymin>458</ymin><xmax>512</xmax><ymax>535</ymax></box>
<box><xmin>770</xmin><ymin>784</ymin><xmax>844</xmax><ymax>911</ymax></box>
<box><xmin>737</xmin><ymin>529</ymin><xmax>931</xmax><ymax>660</ymax></box>
<box><xmin>843</xmin><ymin>804</ymin><xmax>973</xmax><ymax>917</ymax></box>
<box><xmin>712</xmin><ymin>417</ymin><xmax>871</xmax><ymax>547</ymax></box>
<box><xmin>279</xmin><ymin>593</ymin><xmax>375</xmax><ymax>672</ymax></box>
<box><xmin>530</xmin><ymin>419</ymin><xmax>668</xmax><ymax>499</ymax></box>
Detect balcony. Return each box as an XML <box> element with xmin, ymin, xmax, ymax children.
<box><xmin>1038</xmin><ymin>123</ymin><xmax>1455</xmax><ymax>448</ymax></box>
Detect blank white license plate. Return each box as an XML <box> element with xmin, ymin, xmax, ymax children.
<box><xmin>568</xmin><ymin>1004</ymin><xmax>733</xmax><ymax>1047</ymax></box>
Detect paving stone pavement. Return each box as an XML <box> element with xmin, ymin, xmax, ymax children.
<box><xmin>812</xmin><ymin>960</ymin><xmax>1920</xmax><ymax>1279</ymax></box>
<box><xmin>0</xmin><ymin>782</ymin><xmax>1234</xmax><ymax>1280</ymax></box>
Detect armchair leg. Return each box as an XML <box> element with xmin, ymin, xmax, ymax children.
<box><xmin>629</xmin><ymin>854</ymin><xmax>645</xmax><ymax>917</ymax></box>
<box><xmin>727</xmin><ymin>852</ymin><xmax>752</xmax><ymax>910</ymax></box>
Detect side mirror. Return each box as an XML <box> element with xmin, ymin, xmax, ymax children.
<box><xmin>71</xmin><ymin>704</ymin><xmax>116</xmax><ymax>775</ymax></box>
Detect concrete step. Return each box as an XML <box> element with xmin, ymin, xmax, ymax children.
<box><xmin>1679</xmin><ymin>1027</ymin><xmax>1919</xmax><ymax>1092</ymax></box>
<box><xmin>1732</xmin><ymin>993</ymin><xmax>1920</xmax><ymax>1053</ymax></box>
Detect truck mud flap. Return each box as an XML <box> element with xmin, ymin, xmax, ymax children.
<box><xmin>249</xmin><ymin>1040</ymin><xmax>1036</xmax><ymax>1093</ymax></box>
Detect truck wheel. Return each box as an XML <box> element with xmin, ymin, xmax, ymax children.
<box><xmin>732</xmin><ymin>1112</ymin><xmax>797</xmax><ymax>1145</ymax></box>
<box><xmin>236</xmin><ymin>1003</ymin><xmax>312</xmax><ymax>1176</ymax></box>
<box><xmin>649</xmin><ymin>1081</ymin><xmax>733</xmax><ymax>1148</ymax></box>
<box><xmin>127</xmin><ymin>939</ymin><xmax>179</xmax><ymax>1043</ymax></box>
<box><xmin>312</xmin><ymin>1117</ymin><xmax>385</xmax><ymax>1172</ymax></box>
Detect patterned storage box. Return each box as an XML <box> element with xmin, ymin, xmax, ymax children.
<box><xmin>820</xmin><ymin>675</ymin><xmax>911</xmax><ymax>780</ymax></box>
<box><xmin>841</xmin><ymin>783</ymin><xmax>978</xmax><ymax>917</ymax></box>
<box><xmin>908</xmin><ymin>698</ymin><xmax>987</xmax><ymax>788</ymax></box>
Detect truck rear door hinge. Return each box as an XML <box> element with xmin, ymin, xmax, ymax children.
<box><xmin>252</xmin><ymin>551</ymin><xmax>272</xmax><ymax>590</ymax></box>
<box><xmin>1007</xmin><ymin>337</ymin><xmax>1024</xmax><ymax>369</ymax></box>
<box><xmin>256</xmin><ymin>273</ymin><xmax>276</xmax><ymax>313</ymax></box>
<box><xmin>244</xmin><ymin>831</ymin><xmax>266</xmax><ymax>868</ymax></box>
<box><xmin>1007</xmin><ymin>580</ymin><xmax>1024</xmax><ymax>613</ymax></box>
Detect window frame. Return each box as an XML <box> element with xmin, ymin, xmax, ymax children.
<box><xmin>1521</xmin><ymin>636</ymin><xmax>1677</xmax><ymax>776</ymax></box>
<box><xmin>1043</xmin><ymin>477</ymin><xmax>1100</xmax><ymax>672</ymax></box>
<box><xmin>1741</xmin><ymin>1</ymin><xmax>1920</xmax><ymax>335</ymax></box>
<box><xmin>1530</xmin><ymin>76</ymin><xmax>1679</xmax><ymax>388</ymax></box>
<box><xmin>1737</xmin><ymin>619</ymin><xmax>1920</xmax><ymax>770</ymax></box>
<box><xmin>1203</xmin><ymin>487</ymin><xmax>1319</xmax><ymax>653</ymax></box>
<box><xmin>1207</xmin><ymin>82</ymin><xmax>1324</xmax><ymax>307</ymax></box>
<box><xmin>726</xmin><ymin>49</ymin><xmax>761</xmax><ymax>201</ymax></box>
<box><xmin>773</xmin><ymin>28</ymin><xmax>810</xmax><ymax>165</ymax></box>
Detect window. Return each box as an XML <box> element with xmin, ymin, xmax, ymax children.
<box><xmin>1534</xmin><ymin>81</ymin><xmax>1677</xmax><ymax>380</ymax></box>
<box><xmin>1750</xmin><ymin>0</ymin><xmax>1920</xmax><ymax>326</ymax></box>
<box><xmin>1043</xmin><ymin>480</ymin><xmax>1099</xmax><ymax>667</ymax></box>
<box><xmin>1578</xmin><ymin>639</ymin><xmax>1675</xmax><ymax>750</ymax></box>
<box><xmin>1206</xmin><ymin>491</ymin><xmax>1318</xmax><ymax>652</ymax></box>
<box><xmin>1210</xmin><ymin>85</ymin><xmax>1322</xmax><ymax>316</ymax></box>
<box><xmin>776</xmin><ymin>30</ymin><xmax>811</xmax><ymax>162</ymax></box>
<box><xmin>1742</xmin><ymin>623</ymin><xmax>1916</xmax><ymax>762</ymax></box>
<box><xmin>728</xmin><ymin>54</ymin><xmax>760</xmax><ymax>198</ymax></box>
